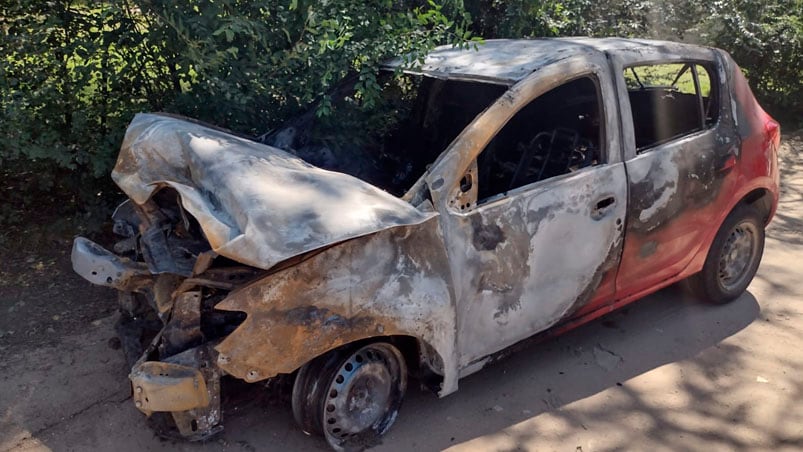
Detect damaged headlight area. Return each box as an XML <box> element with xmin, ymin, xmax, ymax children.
<box><xmin>72</xmin><ymin>189</ymin><xmax>257</xmax><ymax>440</ymax></box>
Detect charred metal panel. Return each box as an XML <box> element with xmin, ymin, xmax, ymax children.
<box><xmin>113</xmin><ymin>114</ymin><xmax>436</xmax><ymax>271</ymax></box>
<box><xmin>160</xmin><ymin>291</ymin><xmax>203</xmax><ymax>357</ymax></box>
<box><xmin>130</xmin><ymin>343</ymin><xmax>222</xmax><ymax>440</ymax></box>
<box><xmin>567</xmin><ymin>37</ymin><xmax>717</xmax><ymax>63</ymax></box>
<box><xmin>388</xmin><ymin>39</ymin><xmax>591</xmax><ymax>83</ymax></box>
<box><xmin>130</xmin><ymin>361</ymin><xmax>209</xmax><ymax>414</ymax></box>
<box><xmin>625</xmin><ymin>133</ymin><xmax>728</xmax><ymax>234</ymax></box>
<box><xmin>444</xmin><ymin>165</ymin><xmax>627</xmax><ymax>366</ymax></box>
<box><xmin>71</xmin><ymin>237</ymin><xmax>150</xmax><ymax>289</ymax></box>
<box><xmin>386</xmin><ymin>38</ymin><xmax>716</xmax><ymax>85</ymax></box>
<box><xmin>111</xmin><ymin>199</ymin><xmax>140</xmax><ymax>238</ymax></box>
<box><xmin>609</xmin><ymin>47</ymin><xmax>742</xmax><ymax>295</ymax></box>
<box><xmin>213</xmin><ymin>218</ymin><xmax>459</xmax><ymax>395</ymax></box>
<box><xmin>420</xmin><ymin>51</ymin><xmax>626</xmax><ymax>368</ymax></box>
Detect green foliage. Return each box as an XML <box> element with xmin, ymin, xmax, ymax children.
<box><xmin>700</xmin><ymin>0</ymin><xmax>803</xmax><ymax>118</ymax></box>
<box><xmin>461</xmin><ymin>0</ymin><xmax>801</xmax><ymax>118</ymax></box>
<box><xmin>0</xmin><ymin>0</ymin><xmax>474</xmax><ymax>220</ymax></box>
<box><xmin>463</xmin><ymin>0</ymin><xmax>651</xmax><ymax>38</ymax></box>
<box><xmin>0</xmin><ymin>0</ymin><xmax>800</xmax><ymax>228</ymax></box>
<box><xmin>1</xmin><ymin>2</ymin><xmax>146</xmax><ymax>177</ymax></box>
<box><xmin>1</xmin><ymin>2</ymin><xmax>147</xmax><ymax>227</ymax></box>
<box><xmin>134</xmin><ymin>0</ymin><xmax>474</xmax><ymax>131</ymax></box>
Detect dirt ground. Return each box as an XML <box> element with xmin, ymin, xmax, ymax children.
<box><xmin>1</xmin><ymin>131</ymin><xmax>801</xmax><ymax>452</ymax></box>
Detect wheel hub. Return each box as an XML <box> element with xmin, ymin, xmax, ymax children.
<box><xmin>320</xmin><ymin>344</ymin><xmax>405</xmax><ymax>449</ymax></box>
<box><xmin>717</xmin><ymin>222</ymin><xmax>757</xmax><ymax>290</ymax></box>
<box><xmin>343</xmin><ymin>364</ymin><xmax>391</xmax><ymax>431</ymax></box>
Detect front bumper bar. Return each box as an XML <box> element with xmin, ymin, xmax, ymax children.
<box><xmin>71</xmin><ymin>237</ymin><xmax>150</xmax><ymax>290</ymax></box>
<box><xmin>130</xmin><ymin>342</ymin><xmax>222</xmax><ymax>440</ymax></box>
<box><xmin>71</xmin><ymin>236</ymin><xmax>246</xmax><ymax>440</ymax></box>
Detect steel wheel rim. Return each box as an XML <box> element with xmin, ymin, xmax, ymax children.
<box><xmin>322</xmin><ymin>343</ymin><xmax>405</xmax><ymax>450</ymax></box>
<box><xmin>717</xmin><ymin>221</ymin><xmax>759</xmax><ymax>292</ymax></box>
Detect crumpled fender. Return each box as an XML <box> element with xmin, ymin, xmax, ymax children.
<box><xmin>213</xmin><ymin>218</ymin><xmax>460</xmax><ymax>396</ymax></box>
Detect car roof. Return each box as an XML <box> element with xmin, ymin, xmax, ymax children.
<box><xmin>386</xmin><ymin>38</ymin><xmax>715</xmax><ymax>84</ymax></box>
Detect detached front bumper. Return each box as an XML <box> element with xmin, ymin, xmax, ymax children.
<box><xmin>71</xmin><ymin>237</ymin><xmax>242</xmax><ymax>441</ymax></box>
<box><xmin>130</xmin><ymin>341</ymin><xmax>222</xmax><ymax>440</ymax></box>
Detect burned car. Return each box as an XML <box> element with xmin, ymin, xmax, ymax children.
<box><xmin>72</xmin><ymin>38</ymin><xmax>780</xmax><ymax>450</ymax></box>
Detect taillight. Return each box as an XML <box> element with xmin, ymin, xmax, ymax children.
<box><xmin>765</xmin><ymin>117</ymin><xmax>780</xmax><ymax>148</ymax></box>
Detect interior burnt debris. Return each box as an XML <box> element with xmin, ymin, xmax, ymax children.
<box><xmin>477</xmin><ymin>76</ymin><xmax>603</xmax><ymax>201</ymax></box>
<box><xmin>625</xmin><ymin>63</ymin><xmax>719</xmax><ymax>151</ymax></box>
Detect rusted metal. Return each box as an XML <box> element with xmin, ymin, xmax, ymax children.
<box><xmin>159</xmin><ymin>291</ymin><xmax>203</xmax><ymax>356</ymax></box>
<box><xmin>130</xmin><ymin>361</ymin><xmax>209</xmax><ymax>414</ymax></box>
<box><xmin>71</xmin><ymin>238</ymin><xmax>150</xmax><ymax>290</ymax></box>
<box><xmin>130</xmin><ymin>341</ymin><xmax>222</xmax><ymax>440</ymax></box>
<box><xmin>213</xmin><ymin>218</ymin><xmax>457</xmax><ymax>392</ymax></box>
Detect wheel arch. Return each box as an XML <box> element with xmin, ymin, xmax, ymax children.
<box><xmin>740</xmin><ymin>187</ymin><xmax>775</xmax><ymax>225</ymax></box>
<box><xmin>380</xmin><ymin>334</ymin><xmax>446</xmax><ymax>394</ymax></box>
<box><xmin>294</xmin><ymin>334</ymin><xmax>446</xmax><ymax>394</ymax></box>
<box><xmin>679</xmin><ymin>184</ymin><xmax>776</xmax><ymax>279</ymax></box>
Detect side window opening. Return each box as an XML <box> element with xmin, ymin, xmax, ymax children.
<box><xmin>624</xmin><ymin>63</ymin><xmax>718</xmax><ymax>151</ymax></box>
<box><xmin>477</xmin><ymin>76</ymin><xmax>603</xmax><ymax>203</ymax></box>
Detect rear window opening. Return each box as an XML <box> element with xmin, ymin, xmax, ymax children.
<box><xmin>263</xmin><ymin>73</ymin><xmax>507</xmax><ymax>197</ymax></box>
<box><xmin>624</xmin><ymin>63</ymin><xmax>718</xmax><ymax>151</ymax></box>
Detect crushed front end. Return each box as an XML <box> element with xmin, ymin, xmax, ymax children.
<box><xmin>72</xmin><ymin>190</ymin><xmax>259</xmax><ymax>440</ymax></box>
<box><xmin>70</xmin><ymin>112</ymin><xmax>442</xmax><ymax>442</ymax></box>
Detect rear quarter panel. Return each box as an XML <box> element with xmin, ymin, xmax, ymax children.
<box><xmin>677</xmin><ymin>51</ymin><xmax>780</xmax><ymax>279</ymax></box>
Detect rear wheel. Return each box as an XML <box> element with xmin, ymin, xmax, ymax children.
<box><xmin>688</xmin><ymin>204</ymin><xmax>765</xmax><ymax>304</ymax></box>
<box><xmin>292</xmin><ymin>342</ymin><xmax>407</xmax><ymax>451</ymax></box>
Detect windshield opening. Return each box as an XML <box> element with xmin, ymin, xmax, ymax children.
<box><xmin>263</xmin><ymin>71</ymin><xmax>507</xmax><ymax>197</ymax></box>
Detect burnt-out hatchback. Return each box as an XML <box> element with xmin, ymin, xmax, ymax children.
<box><xmin>72</xmin><ymin>38</ymin><xmax>780</xmax><ymax>450</ymax></box>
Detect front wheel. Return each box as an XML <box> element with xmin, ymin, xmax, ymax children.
<box><xmin>292</xmin><ymin>342</ymin><xmax>407</xmax><ymax>451</ymax></box>
<box><xmin>687</xmin><ymin>204</ymin><xmax>765</xmax><ymax>304</ymax></box>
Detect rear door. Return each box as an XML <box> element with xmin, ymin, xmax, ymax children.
<box><xmin>611</xmin><ymin>54</ymin><xmax>741</xmax><ymax>297</ymax></box>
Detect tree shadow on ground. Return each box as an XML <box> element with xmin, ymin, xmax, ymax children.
<box><xmin>203</xmin><ymin>284</ymin><xmax>763</xmax><ymax>451</ymax></box>
<box><xmin>372</xmin><ymin>285</ymin><xmax>765</xmax><ymax>451</ymax></box>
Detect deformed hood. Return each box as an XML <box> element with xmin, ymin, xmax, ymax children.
<box><xmin>113</xmin><ymin>113</ymin><xmax>436</xmax><ymax>270</ymax></box>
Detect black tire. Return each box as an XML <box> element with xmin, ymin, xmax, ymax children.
<box><xmin>687</xmin><ymin>204</ymin><xmax>765</xmax><ymax>304</ymax></box>
<box><xmin>292</xmin><ymin>342</ymin><xmax>407</xmax><ymax>451</ymax></box>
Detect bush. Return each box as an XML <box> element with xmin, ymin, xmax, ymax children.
<box><xmin>0</xmin><ymin>0</ymin><xmax>474</xmax><ymax>222</ymax></box>
<box><xmin>463</xmin><ymin>0</ymin><xmax>651</xmax><ymax>37</ymax></box>
<box><xmin>701</xmin><ymin>0</ymin><xmax>803</xmax><ymax>120</ymax></box>
<box><xmin>1</xmin><ymin>0</ymin><xmax>799</xmax><ymax>230</ymax></box>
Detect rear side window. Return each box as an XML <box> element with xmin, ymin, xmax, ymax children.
<box><xmin>624</xmin><ymin>63</ymin><xmax>718</xmax><ymax>151</ymax></box>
